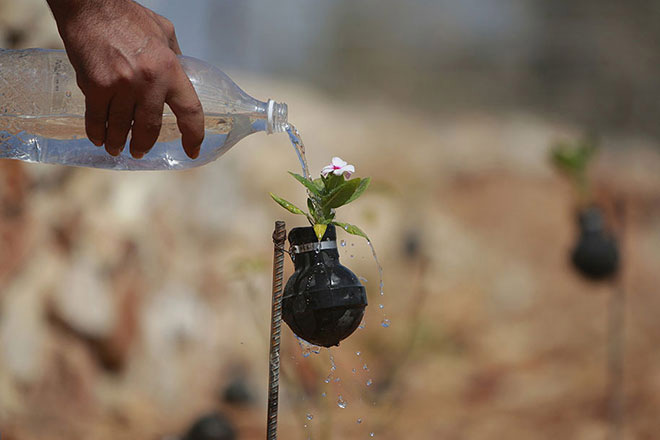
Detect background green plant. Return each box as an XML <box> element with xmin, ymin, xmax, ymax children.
<box><xmin>550</xmin><ymin>136</ymin><xmax>598</xmax><ymax>203</ymax></box>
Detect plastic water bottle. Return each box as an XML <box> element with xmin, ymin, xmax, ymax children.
<box><xmin>0</xmin><ymin>49</ymin><xmax>288</xmax><ymax>170</ymax></box>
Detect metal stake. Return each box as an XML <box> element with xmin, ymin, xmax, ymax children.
<box><xmin>267</xmin><ymin>221</ymin><xmax>286</xmax><ymax>440</ymax></box>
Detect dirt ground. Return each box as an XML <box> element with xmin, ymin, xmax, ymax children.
<box><xmin>1</xmin><ymin>73</ymin><xmax>660</xmax><ymax>440</ymax></box>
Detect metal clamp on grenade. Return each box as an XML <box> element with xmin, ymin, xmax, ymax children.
<box><xmin>283</xmin><ymin>224</ymin><xmax>368</xmax><ymax>347</ymax></box>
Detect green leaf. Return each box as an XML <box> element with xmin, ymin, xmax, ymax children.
<box><xmin>289</xmin><ymin>172</ymin><xmax>321</xmax><ymax>197</ymax></box>
<box><xmin>321</xmin><ymin>179</ymin><xmax>361</xmax><ymax>210</ymax></box>
<box><xmin>269</xmin><ymin>193</ymin><xmax>307</xmax><ymax>216</ymax></box>
<box><xmin>322</xmin><ymin>174</ymin><xmax>345</xmax><ymax>193</ymax></box>
<box><xmin>343</xmin><ymin>177</ymin><xmax>370</xmax><ymax>205</ymax></box>
<box><xmin>314</xmin><ymin>223</ymin><xmax>328</xmax><ymax>241</ymax></box>
<box><xmin>550</xmin><ymin>139</ymin><xmax>596</xmax><ymax>175</ymax></box>
<box><xmin>332</xmin><ymin>221</ymin><xmax>369</xmax><ymax>241</ymax></box>
<box><xmin>307</xmin><ymin>198</ymin><xmax>323</xmax><ymax>224</ymax></box>
<box><xmin>313</xmin><ymin>178</ymin><xmax>324</xmax><ymax>193</ymax></box>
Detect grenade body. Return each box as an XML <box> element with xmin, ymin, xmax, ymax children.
<box><xmin>571</xmin><ymin>206</ymin><xmax>619</xmax><ymax>280</ymax></box>
<box><xmin>283</xmin><ymin>225</ymin><xmax>367</xmax><ymax>347</ymax></box>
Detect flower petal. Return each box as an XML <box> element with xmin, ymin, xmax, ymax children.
<box><xmin>332</xmin><ymin>157</ymin><xmax>347</xmax><ymax>168</ymax></box>
<box><xmin>341</xmin><ymin>164</ymin><xmax>355</xmax><ymax>178</ymax></box>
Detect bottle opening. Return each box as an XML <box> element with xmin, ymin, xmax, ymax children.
<box><xmin>267</xmin><ymin>99</ymin><xmax>288</xmax><ymax>134</ymax></box>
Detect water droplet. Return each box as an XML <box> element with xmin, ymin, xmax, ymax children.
<box><xmin>337</xmin><ymin>395</ymin><xmax>347</xmax><ymax>409</ymax></box>
<box><xmin>358</xmin><ymin>323</ymin><xmax>366</xmax><ymax>330</ymax></box>
<box><xmin>304</xmin><ymin>424</ymin><xmax>308</xmax><ymax>428</ymax></box>
<box><xmin>297</xmin><ymin>337</ymin><xmax>321</xmax><ymax>358</ymax></box>
<box><xmin>321</xmin><ymin>392</ymin><xmax>327</xmax><ymax>397</ymax></box>
<box><xmin>324</xmin><ymin>378</ymin><xmax>330</xmax><ymax>384</ymax></box>
<box><xmin>357</xmin><ymin>418</ymin><xmax>363</xmax><ymax>424</ymax></box>
<box><xmin>334</xmin><ymin>377</ymin><xmax>340</xmax><ymax>383</ymax></box>
<box><xmin>370</xmin><ymin>432</ymin><xmax>375</xmax><ymax>437</ymax></box>
<box><xmin>358</xmin><ymin>276</ymin><xmax>369</xmax><ymax>283</ymax></box>
<box><xmin>340</xmin><ymin>240</ymin><xmax>346</xmax><ymax>247</ymax></box>
<box><xmin>306</xmin><ymin>413</ymin><xmax>313</xmax><ymax>421</ymax></box>
<box><xmin>363</xmin><ymin>363</ymin><xmax>369</xmax><ymax>371</ymax></box>
<box><xmin>352</xmin><ymin>368</ymin><xmax>357</xmax><ymax>373</ymax></box>
<box><xmin>378</xmin><ymin>304</ymin><xmax>384</xmax><ymax>309</ymax></box>
<box><xmin>356</xmin><ymin>351</ymin><xmax>361</xmax><ymax>356</ymax></box>
<box><xmin>366</xmin><ymin>379</ymin><xmax>373</xmax><ymax>386</ymax></box>
<box><xmin>381</xmin><ymin>319</ymin><xmax>391</xmax><ymax>328</ymax></box>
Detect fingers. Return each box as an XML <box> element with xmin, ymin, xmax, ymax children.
<box><xmin>84</xmin><ymin>94</ymin><xmax>110</xmax><ymax>146</ymax></box>
<box><xmin>105</xmin><ymin>95</ymin><xmax>135</xmax><ymax>156</ymax></box>
<box><xmin>130</xmin><ymin>89</ymin><xmax>166</xmax><ymax>159</ymax></box>
<box><xmin>166</xmin><ymin>65</ymin><xmax>204</xmax><ymax>159</ymax></box>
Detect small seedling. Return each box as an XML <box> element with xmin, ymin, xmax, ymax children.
<box><xmin>551</xmin><ymin>135</ymin><xmax>597</xmax><ymax>204</ymax></box>
<box><xmin>270</xmin><ymin>157</ymin><xmax>371</xmax><ymax>241</ymax></box>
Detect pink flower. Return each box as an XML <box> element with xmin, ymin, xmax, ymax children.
<box><xmin>321</xmin><ymin>157</ymin><xmax>355</xmax><ymax>178</ymax></box>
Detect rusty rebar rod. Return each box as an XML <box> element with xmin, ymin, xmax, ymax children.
<box><xmin>607</xmin><ymin>200</ymin><xmax>627</xmax><ymax>440</ymax></box>
<box><xmin>267</xmin><ymin>221</ymin><xmax>286</xmax><ymax>440</ymax></box>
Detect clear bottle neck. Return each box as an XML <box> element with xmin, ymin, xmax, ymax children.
<box><xmin>266</xmin><ymin>99</ymin><xmax>288</xmax><ymax>134</ymax></box>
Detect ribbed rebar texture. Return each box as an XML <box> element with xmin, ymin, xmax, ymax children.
<box><xmin>267</xmin><ymin>221</ymin><xmax>286</xmax><ymax>440</ymax></box>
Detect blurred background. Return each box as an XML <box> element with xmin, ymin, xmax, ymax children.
<box><xmin>1</xmin><ymin>0</ymin><xmax>659</xmax><ymax>439</ymax></box>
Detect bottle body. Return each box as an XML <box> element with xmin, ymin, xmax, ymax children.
<box><xmin>0</xmin><ymin>49</ymin><xmax>287</xmax><ymax>170</ymax></box>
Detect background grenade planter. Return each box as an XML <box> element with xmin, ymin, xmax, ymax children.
<box><xmin>571</xmin><ymin>206</ymin><xmax>619</xmax><ymax>280</ymax></box>
<box><xmin>282</xmin><ymin>225</ymin><xmax>368</xmax><ymax>347</ymax></box>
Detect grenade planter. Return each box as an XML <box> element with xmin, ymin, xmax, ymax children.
<box><xmin>571</xmin><ymin>206</ymin><xmax>619</xmax><ymax>280</ymax></box>
<box><xmin>282</xmin><ymin>225</ymin><xmax>368</xmax><ymax>347</ymax></box>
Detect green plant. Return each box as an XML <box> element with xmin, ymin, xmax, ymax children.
<box><xmin>270</xmin><ymin>157</ymin><xmax>371</xmax><ymax>241</ymax></box>
<box><xmin>550</xmin><ymin>136</ymin><xmax>598</xmax><ymax>201</ymax></box>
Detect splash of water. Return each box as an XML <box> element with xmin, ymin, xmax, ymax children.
<box><xmin>337</xmin><ymin>394</ymin><xmax>347</xmax><ymax>409</ymax></box>
<box><xmin>297</xmin><ymin>336</ymin><xmax>322</xmax><ymax>358</ymax></box>
<box><xmin>325</xmin><ymin>353</ymin><xmax>337</xmax><ymax>383</ymax></box>
<box><xmin>366</xmin><ymin>240</ymin><xmax>384</xmax><ymax>297</ymax></box>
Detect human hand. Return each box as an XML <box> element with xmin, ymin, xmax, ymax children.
<box><xmin>46</xmin><ymin>0</ymin><xmax>204</xmax><ymax>159</ymax></box>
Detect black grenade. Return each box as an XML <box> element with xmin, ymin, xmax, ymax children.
<box><xmin>183</xmin><ymin>412</ymin><xmax>236</xmax><ymax>440</ymax></box>
<box><xmin>571</xmin><ymin>206</ymin><xmax>619</xmax><ymax>280</ymax></box>
<box><xmin>282</xmin><ymin>224</ymin><xmax>368</xmax><ymax>347</ymax></box>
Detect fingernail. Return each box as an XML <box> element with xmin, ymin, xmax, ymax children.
<box><xmin>91</xmin><ymin>138</ymin><xmax>103</xmax><ymax>147</ymax></box>
<box><xmin>190</xmin><ymin>144</ymin><xmax>201</xmax><ymax>159</ymax></box>
<box><xmin>133</xmin><ymin>152</ymin><xmax>144</xmax><ymax>159</ymax></box>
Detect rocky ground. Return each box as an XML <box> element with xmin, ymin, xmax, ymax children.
<box><xmin>1</xmin><ymin>67</ymin><xmax>660</xmax><ymax>439</ymax></box>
